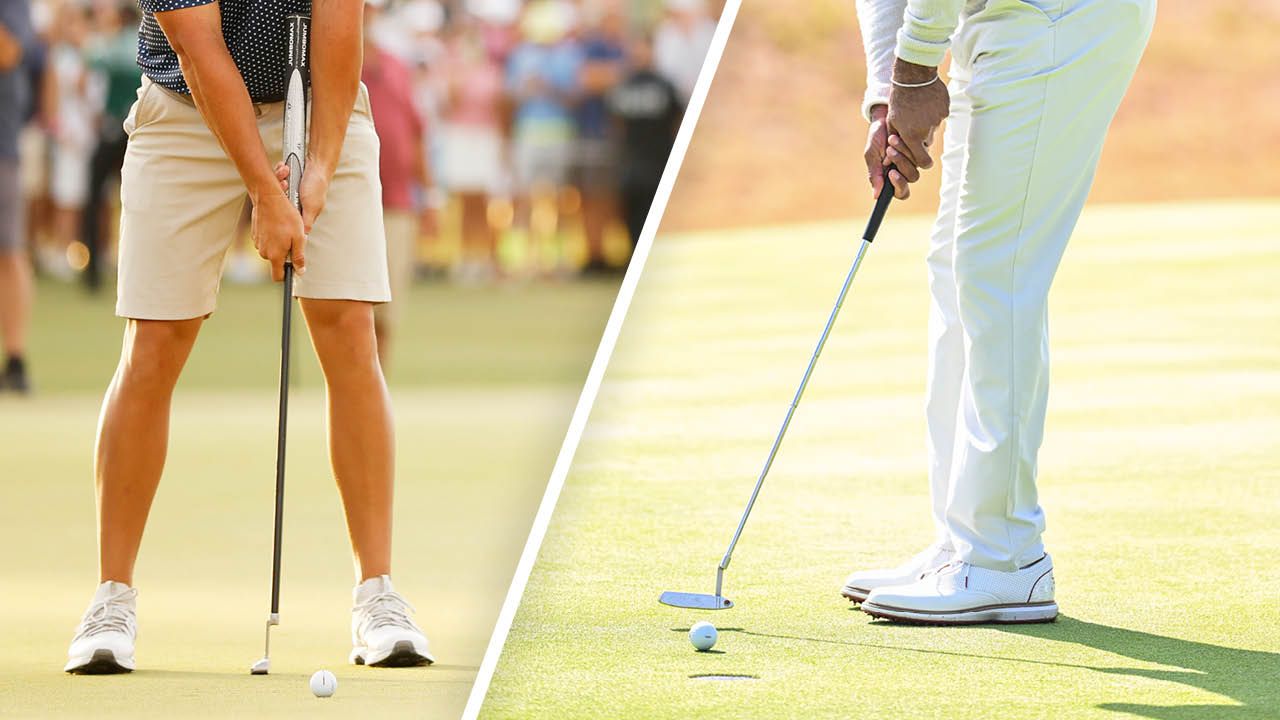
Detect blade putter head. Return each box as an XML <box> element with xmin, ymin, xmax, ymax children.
<box><xmin>249</xmin><ymin>658</ymin><xmax>270</xmax><ymax>675</ymax></box>
<box><xmin>659</xmin><ymin>591</ymin><xmax>734</xmax><ymax>610</ymax></box>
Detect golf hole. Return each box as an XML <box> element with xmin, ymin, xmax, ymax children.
<box><xmin>689</xmin><ymin>673</ymin><xmax>759</xmax><ymax>681</ymax></box>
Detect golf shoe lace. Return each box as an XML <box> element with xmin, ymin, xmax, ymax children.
<box><xmin>75</xmin><ymin>587</ymin><xmax>137</xmax><ymax>639</ymax></box>
<box><xmin>354</xmin><ymin>590</ymin><xmax>419</xmax><ymax>633</ymax></box>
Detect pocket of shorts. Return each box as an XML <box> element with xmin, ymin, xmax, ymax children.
<box><xmin>1013</xmin><ymin>0</ymin><xmax>1063</xmax><ymax>22</ymax></box>
<box><xmin>355</xmin><ymin>83</ymin><xmax>378</xmax><ymax>123</ymax></box>
<box><xmin>123</xmin><ymin>81</ymin><xmax>162</xmax><ymax>136</ymax></box>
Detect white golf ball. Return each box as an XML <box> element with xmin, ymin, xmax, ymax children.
<box><xmin>310</xmin><ymin>669</ymin><xmax>337</xmax><ymax>698</ymax></box>
<box><xmin>689</xmin><ymin>621</ymin><xmax>718</xmax><ymax>651</ymax></box>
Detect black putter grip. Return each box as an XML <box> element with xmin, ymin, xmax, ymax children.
<box><xmin>862</xmin><ymin>181</ymin><xmax>895</xmax><ymax>242</ymax></box>
<box><xmin>286</xmin><ymin>15</ymin><xmax>310</xmax><ymax>79</ymax></box>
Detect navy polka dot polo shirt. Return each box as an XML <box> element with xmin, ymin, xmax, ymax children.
<box><xmin>137</xmin><ymin>0</ymin><xmax>312</xmax><ymax>103</ymax></box>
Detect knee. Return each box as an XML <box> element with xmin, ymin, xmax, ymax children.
<box><xmin>305</xmin><ymin>301</ymin><xmax>379</xmax><ymax>371</ymax></box>
<box><xmin>308</xmin><ymin>300</ymin><xmax>375</xmax><ymax>340</ymax></box>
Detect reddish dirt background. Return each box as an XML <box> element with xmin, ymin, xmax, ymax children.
<box><xmin>662</xmin><ymin>0</ymin><xmax>1280</xmax><ymax>230</ymax></box>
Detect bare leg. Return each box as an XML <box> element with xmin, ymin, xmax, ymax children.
<box><xmin>373</xmin><ymin>313</ymin><xmax>391</xmax><ymax>368</ymax></box>
<box><xmin>512</xmin><ymin>192</ymin><xmax>534</xmax><ymax>277</ymax></box>
<box><xmin>96</xmin><ymin>318</ymin><xmax>203</xmax><ymax>584</ymax></box>
<box><xmin>300</xmin><ymin>298</ymin><xmax>394</xmax><ymax>581</ymax></box>
<box><xmin>0</xmin><ymin>252</ymin><xmax>32</xmax><ymax>356</ymax></box>
<box><xmin>459</xmin><ymin>192</ymin><xmax>494</xmax><ymax>267</ymax></box>
<box><xmin>581</xmin><ymin>192</ymin><xmax>614</xmax><ymax>267</ymax></box>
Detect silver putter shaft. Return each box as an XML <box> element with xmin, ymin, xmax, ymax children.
<box><xmin>252</xmin><ymin>13</ymin><xmax>309</xmax><ymax>676</ymax></box>
<box><xmin>659</xmin><ymin>184</ymin><xmax>894</xmax><ymax>611</ymax></box>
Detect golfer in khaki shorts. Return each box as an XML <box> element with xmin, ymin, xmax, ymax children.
<box><xmin>64</xmin><ymin>0</ymin><xmax>433</xmax><ymax>674</ymax></box>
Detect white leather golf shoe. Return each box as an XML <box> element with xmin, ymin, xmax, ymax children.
<box><xmin>350</xmin><ymin>576</ymin><xmax>435</xmax><ymax>667</ymax></box>
<box><xmin>841</xmin><ymin>543</ymin><xmax>956</xmax><ymax>603</ymax></box>
<box><xmin>65</xmin><ymin>581</ymin><xmax>138</xmax><ymax>674</ymax></box>
<box><xmin>861</xmin><ymin>554</ymin><xmax>1058</xmax><ymax>624</ymax></box>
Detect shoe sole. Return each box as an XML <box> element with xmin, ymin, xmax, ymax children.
<box><xmin>352</xmin><ymin>640</ymin><xmax>435</xmax><ymax>668</ymax></box>
<box><xmin>861</xmin><ymin>601</ymin><xmax>1059</xmax><ymax>625</ymax></box>
<box><xmin>65</xmin><ymin>648</ymin><xmax>134</xmax><ymax>675</ymax></box>
<box><xmin>840</xmin><ymin>587</ymin><xmax>870</xmax><ymax>604</ymax></box>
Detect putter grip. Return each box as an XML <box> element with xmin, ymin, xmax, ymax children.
<box><xmin>862</xmin><ymin>181</ymin><xmax>895</xmax><ymax>242</ymax></box>
<box><xmin>283</xmin><ymin>14</ymin><xmax>310</xmax><ymax>257</ymax></box>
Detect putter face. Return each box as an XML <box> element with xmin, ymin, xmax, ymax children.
<box><xmin>659</xmin><ymin>591</ymin><xmax>734</xmax><ymax>610</ymax></box>
<box><xmin>250</xmin><ymin>658</ymin><xmax>270</xmax><ymax>675</ymax></box>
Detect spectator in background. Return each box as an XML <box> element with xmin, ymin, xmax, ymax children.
<box><xmin>440</xmin><ymin>9</ymin><xmax>505</xmax><ymax>283</ymax></box>
<box><xmin>654</xmin><ymin>0</ymin><xmax>713</xmax><ymax>104</ymax></box>
<box><xmin>0</xmin><ymin>0</ymin><xmax>37</xmax><ymax>393</ymax></box>
<box><xmin>80</xmin><ymin>0</ymin><xmax>139</xmax><ymax>292</ymax></box>
<box><xmin>18</xmin><ymin>1</ymin><xmax>50</xmax><ymax>270</ymax></box>
<box><xmin>363</xmin><ymin>0</ymin><xmax>438</xmax><ymax>370</ymax></box>
<box><xmin>574</xmin><ymin>2</ymin><xmax>625</xmax><ymax>275</ymax></box>
<box><xmin>41</xmin><ymin>0</ymin><xmax>94</xmax><ymax>281</ymax></box>
<box><xmin>506</xmin><ymin>0</ymin><xmax>581</xmax><ymax>278</ymax></box>
<box><xmin>609</xmin><ymin>32</ymin><xmax>681</xmax><ymax>246</ymax></box>
<box><xmin>384</xmin><ymin>0</ymin><xmax>449</xmax><ymax>275</ymax></box>
<box><xmin>471</xmin><ymin>0</ymin><xmax>521</xmax><ymax>61</ymax></box>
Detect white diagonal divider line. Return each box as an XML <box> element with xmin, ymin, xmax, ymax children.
<box><xmin>459</xmin><ymin>3</ymin><xmax>744</xmax><ymax>717</ymax></box>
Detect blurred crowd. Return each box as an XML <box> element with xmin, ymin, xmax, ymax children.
<box><xmin>361</xmin><ymin>0</ymin><xmax>716</xmax><ymax>287</ymax></box>
<box><xmin>4</xmin><ymin>0</ymin><xmax>715</xmax><ymax>289</ymax></box>
<box><xmin>0</xmin><ymin>0</ymin><xmax>717</xmax><ymax>390</ymax></box>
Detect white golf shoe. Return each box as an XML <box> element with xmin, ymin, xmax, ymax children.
<box><xmin>841</xmin><ymin>543</ymin><xmax>956</xmax><ymax>603</ymax></box>
<box><xmin>861</xmin><ymin>554</ymin><xmax>1058</xmax><ymax>625</ymax></box>
<box><xmin>350</xmin><ymin>575</ymin><xmax>435</xmax><ymax>667</ymax></box>
<box><xmin>65</xmin><ymin>581</ymin><xmax>138</xmax><ymax>674</ymax></box>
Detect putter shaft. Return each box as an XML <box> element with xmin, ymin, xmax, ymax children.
<box><xmin>712</xmin><ymin>185</ymin><xmax>894</xmax><ymax>599</ymax></box>
<box><xmin>256</xmin><ymin>13</ymin><xmax>309</xmax><ymax>673</ymax></box>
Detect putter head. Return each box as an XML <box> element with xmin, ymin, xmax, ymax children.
<box><xmin>250</xmin><ymin>657</ymin><xmax>270</xmax><ymax>675</ymax></box>
<box><xmin>659</xmin><ymin>591</ymin><xmax>734</xmax><ymax>610</ymax></box>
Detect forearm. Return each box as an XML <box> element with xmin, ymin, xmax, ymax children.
<box><xmin>179</xmin><ymin>49</ymin><xmax>280</xmax><ymax>202</ymax></box>
<box><xmin>896</xmin><ymin>0</ymin><xmax>964</xmax><ymax>68</ymax></box>
<box><xmin>855</xmin><ymin>0</ymin><xmax>907</xmax><ymax>120</ymax></box>
<box><xmin>308</xmin><ymin>0</ymin><xmax>363</xmax><ymax>176</ymax></box>
<box><xmin>157</xmin><ymin>4</ymin><xmax>278</xmax><ymax>202</ymax></box>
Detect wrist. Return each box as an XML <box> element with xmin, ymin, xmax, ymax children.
<box><xmin>249</xmin><ymin>180</ymin><xmax>286</xmax><ymax>206</ymax></box>
<box><xmin>304</xmin><ymin>151</ymin><xmax>338</xmax><ymax>182</ymax></box>
<box><xmin>869</xmin><ymin>104</ymin><xmax>888</xmax><ymax>123</ymax></box>
<box><xmin>892</xmin><ymin>58</ymin><xmax>939</xmax><ymax>85</ymax></box>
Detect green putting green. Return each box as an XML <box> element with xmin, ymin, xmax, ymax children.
<box><xmin>0</xmin><ymin>277</ymin><xmax>617</xmax><ymax>718</ymax></box>
<box><xmin>478</xmin><ymin>202</ymin><xmax>1280</xmax><ymax>719</ymax></box>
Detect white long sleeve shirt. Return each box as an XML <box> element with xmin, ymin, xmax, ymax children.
<box><xmin>856</xmin><ymin>0</ymin><xmax>965</xmax><ymax>119</ymax></box>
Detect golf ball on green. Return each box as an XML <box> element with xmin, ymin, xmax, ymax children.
<box><xmin>689</xmin><ymin>621</ymin><xmax>717</xmax><ymax>651</ymax></box>
<box><xmin>310</xmin><ymin>669</ymin><xmax>337</xmax><ymax>698</ymax></box>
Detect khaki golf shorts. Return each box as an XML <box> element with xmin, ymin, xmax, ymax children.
<box><xmin>116</xmin><ymin>77</ymin><xmax>390</xmax><ymax>320</ymax></box>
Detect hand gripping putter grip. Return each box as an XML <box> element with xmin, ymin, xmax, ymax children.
<box><xmin>659</xmin><ymin>183</ymin><xmax>895</xmax><ymax>611</ymax></box>
<box><xmin>251</xmin><ymin>13</ymin><xmax>309</xmax><ymax>676</ymax></box>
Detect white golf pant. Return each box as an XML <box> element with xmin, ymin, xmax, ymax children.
<box><xmin>925</xmin><ymin>0</ymin><xmax>1155</xmax><ymax>571</ymax></box>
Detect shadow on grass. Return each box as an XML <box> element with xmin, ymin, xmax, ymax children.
<box><xmin>998</xmin><ymin>618</ymin><xmax>1280</xmax><ymax>719</ymax></box>
<box><xmin>711</xmin><ymin>617</ymin><xmax>1278</xmax><ymax>718</ymax></box>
